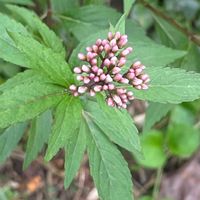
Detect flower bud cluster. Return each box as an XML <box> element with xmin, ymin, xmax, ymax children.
<box><xmin>69</xmin><ymin>32</ymin><xmax>150</xmax><ymax>108</ymax></box>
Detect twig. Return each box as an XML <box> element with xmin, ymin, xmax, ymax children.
<box><xmin>152</xmin><ymin>168</ymin><xmax>163</xmax><ymax>200</ymax></box>
<box><xmin>138</xmin><ymin>0</ymin><xmax>200</xmax><ymax>46</ymax></box>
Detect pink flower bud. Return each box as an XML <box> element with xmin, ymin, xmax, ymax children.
<box><xmin>92</xmin><ymin>66</ymin><xmax>98</xmax><ymax>73</ymax></box>
<box><xmin>73</xmin><ymin>92</ymin><xmax>79</xmax><ymax>97</ymax></box>
<box><xmin>83</xmin><ymin>77</ymin><xmax>90</xmax><ymax>84</ymax></box>
<box><xmin>118</xmin><ymin>38</ymin><xmax>128</xmax><ymax>48</ymax></box>
<box><xmin>90</xmin><ymin>58</ymin><xmax>97</xmax><ymax>65</ymax></box>
<box><xmin>142</xmin><ymin>84</ymin><xmax>149</xmax><ymax>90</ymax></box>
<box><xmin>89</xmin><ymin>73</ymin><xmax>95</xmax><ymax>79</ymax></box>
<box><xmin>121</xmin><ymin>49</ymin><xmax>130</xmax><ymax>56</ymax></box>
<box><xmin>96</xmin><ymin>39</ymin><xmax>102</xmax><ymax>46</ymax></box>
<box><xmin>127</xmin><ymin>91</ymin><xmax>133</xmax><ymax>97</ymax></box>
<box><xmin>100</xmin><ymin>73</ymin><xmax>106</xmax><ymax>81</ymax></box>
<box><xmin>107</xmin><ymin>97</ymin><xmax>115</xmax><ymax>107</ymax></box>
<box><xmin>78</xmin><ymin>86</ymin><xmax>87</xmax><ymax>94</ymax></box>
<box><xmin>110</xmin><ymin>56</ymin><xmax>118</xmax><ymax>65</ymax></box>
<box><xmin>114</xmin><ymin>73</ymin><xmax>123</xmax><ymax>81</ymax></box>
<box><xmin>118</xmin><ymin>57</ymin><xmax>126</xmax><ymax>67</ymax></box>
<box><xmin>90</xmin><ymin>89</ymin><xmax>96</xmax><ymax>96</ymax></box>
<box><xmin>86</xmin><ymin>46</ymin><xmax>92</xmax><ymax>52</ymax></box>
<box><xmin>126</xmin><ymin>72</ymin><xmax>135</xmax><ymax>80</ymax></box>
<box><xmin>120</xmin><ymin>78</ymin><xmax>129</xmax><ymax>84</ymax></box>
<box><xmin>120</xmin><ymin>94</ymin><xmax>127</xmax><ymax>99</ymax></box>
<box><xmin>139</xmin><ymin>74</ymin><xmax>149</xmax><ymax>81</ymax></box>
<box><xmin>132</xmin><ymin>78</ymin><xmax>143</xmax><ymax>86</ymax></box>
<box><xmin>120</xmin><ymin>34</ymin><xmax>128</xmax><ymax>40</ymax></box>
<box><xmin>114</xmin><ymin>32</ymin><xmax>121</xmax><ymax>40</ymax></box>
<box><xmin>132</xmin><ymin>61</ymin><xmax>141</xmax><ymax>68</ymax></box>
<box><xmin>113</xmin><ymin>95</ymin><xmax>122</xmax><ymax>106</ymax></box>
<box><xmin>121</xmin><ymin>103</ymin><xmax>127</xmax><ymax>109</ymax></box>
<box><xmin>69</xmin><ymin>84</ymin><xmax>77</xmax><ymax>91</ymax></box>
<box><xmin>93</xmin><ymin>85</ymin><xmax>102</xmax><ymax>92</ymax></box>
<box><xmin>86</xmin><ymin>52</ymin><xmax>94</xmax><ymax>61</ymax></box>
<box><xmin>98</xmin><ymin>45</ymin><xmax>104</xmax><ymax>52</ymax></box>
<box><xmin>108</xmin><ymin>52</ymin><xmax>115</xmax><ymax>58</ymax></box>
<box><xmin>82</xmin><ymin>65</ymin><xmax>90</xmax><ymax>72</ymax></box>
<box><xmin>112</xmin><ymin>67</ymin><xmax>121</xmax><ymax>74</ymax></box>
<box><xmin>73</xmin><ymin>67</ymin><xmax>82</xmax><ymax>74</ymax></box>
<box><xmin>110</xmin><ymin>38</ymin><xmax>117</xmax><ymax>47</ymax></box>
<box><xmin>108</xmin><ymin>83</ymin><xmax>115</xmax><ymax>90</ymax></box>
<box><xmin>78</xmin><ymin>53</ymin><xmax>86</xmax><ymax>60</ymax></box>
<box><xmin>135</xmin><ymin>68</ymin><xmax>143</xmax><ymax>76</ymax></box>
<box><xmin>108</xmin><ymin>32</ymin><xmax>113</xmax><ymax>40</ymax></box>
<box><xmin>135</xmin><ymin>85</ymin><xmax>142</xmax><ymax>90</ymax></box>
<box><xmin>77</xmin><ymin>75</ymin><xmax>84</xmax><ymax>81</ymax></box>
<box><xmin>102</xmin><ymin>39</ymin><xmax>108</xmax><ymax>46</ymax></box>
<box><xmin>103</xmin><ymin>85</ymin><xmax>108</xmax><ymax>90</ymax></box>
<box><xmin>105</xmin><ymin>74</ymin><xmax>113</xmax><ymax>83</ymax></box>
<box><xmin>112</xmin><ymin>45</ymin><xmax>119</xmax><ymax>52</ymax></box>
<box><xmin>117</xmin><ymin>88</ymin><xmax>125</xmax><ymax>95</ymax></box>
<box><xmin>104</xmin><ymin>58</ymin><xmax>111</xmax><ymax>67</ymax></box>
<box><xmin>127</xmin><ymin>47</ymin><xmax>133</xmax><ymax>53</ymax></box>
<box><xmin>128</xmin><ymin>95</ymin><xmax>134</xmax><ymax>100</ymax></box>
<box><xmin>97</xmin><ymin>68</ymin><xmax>103</xmax><ymax>76</ymax></box>
<box><xmin>94</xmin><ymin>76</ymin><xmax>100</xmax><ymax>82</ymax></box>
<box><xmin>104</xmin><ymin>44</ymin><xmax>111</xmax><ymax>52</ymax></box>
<box><xmin>92</xmin><ymin>45</ymin><xmax>98</xmax><ymax>53</ymax></box>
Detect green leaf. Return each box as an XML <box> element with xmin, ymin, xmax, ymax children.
<box><xmin>127</xmin><ymin>67</ymin><xmax>200</xmax><ymax>103</ymax></box>
<box><xmin>114</xmin><ymin>13</ymin><xmax>126</xmax><ymax>34</ymax></box>
<box><xmin>154</xmin><ymin>15</ymin><xmax>188</xmax><ymax>49</ymax></box>
<box><xmin>84</xmin><ymin>112</ymin><xmax>133</xmax><ymax>200</ymax></box>
<box><xmin>9</xmin><ymin>32</ymin><xmax>73</xmax><ymax>86</ymax></box>
<box><xmin>85</xmin><ymin>101</ymin><xmax>141</xmax><ymax>154</ymax></box>
<box><xmin>0</xmin><ymin>70</ymin><xmax>52</xmax><ymax>91</ymax></box>
<box><xmin>64</xmin><ymin>120</ymin><xmax>86</xmax><ymax>188</ymax></box>
<box><xmin>7</xmin><ymin>5</ymin><xmax>65</xmax><ymax>55</ymax></box>
<box><xmin>23</xmin><ymin>110</ymin><xmax>52</xmax><ymax>169</ymax></box>
<box><xmin>0</xmin><ymin>0</ymin><xmax>34</xmax><ymax>5</ymax></box>
<box><xmin>0</xmin><ymin>13</ymin><xmax>29</xmax><ymax>66</ymax></box>
<box><xmin>51</xmin><ymin>0</ymin><xmax>79</xmax><ymax>13</ymax></box>
<box><xmin>144</xmin><ymin>103</ymin><xmax>174</xmax><ymax>132</ymax></box>
<box><xmin>59</xmin><ymin>5</ymin><xmax>120</xmax><ymax>40</ymax></box>
<box><xmin>0</xmin><ymin>122</ymin><xmax>27</xmax><ymax>162</ymax></box>
<box><xmin>0</xmin><ymin>76</ymin><xmax>63</xmax><ymax>128</ymax></box>
<box><xmin>124</xmin><ymin>0</ymin><xmax>135</xmax><ymax>14</ymax></box>
<box><xmin>167</xmin><ymin>124</ymin><xmax>200</xmax><ymax>158</ymax></box>
<box><xmin>136</xmin><ymin>130</ymin><xmax>167</xmax><ymax>168</ymax></box>
<box><xmin>45</xmin><ymin>96</ymin><xmax>82</xmax><ymax>161</ymax></box>
<box><xmin>170</xmin><ymin>106</ymin><xmax>195</xmax><ymax>125</ymax></box>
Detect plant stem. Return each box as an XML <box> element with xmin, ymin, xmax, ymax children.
<box><xmin>138</xmin><ymin>0</ymin><xmax>200</xmax><ymax>46</ymax></box>
<box><xmin>152</xmin><ymin>167</ymin><xmax>163</xmax><ymax>200</ymax></box>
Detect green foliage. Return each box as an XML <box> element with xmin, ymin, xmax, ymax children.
<box><xmin>45</xmin><ymin>96</ymin><xmax>82</xmax><ymax>161</ymax></box>
<box><xmin>64</xmin><ymin>120</ymin><xmax>86</xmax><ymax>188</ymax></box>
<box><xmin>136</xmin><ymin>131</ymin><xmax>167</xmax><ymax>168</ymax></box>
<box><xmin>129</xmin><ymin>67</ymin><xmax>200</xmax><ymax>103</ymax></box>
<box><xmin>167</xmin><ymin>124</ymin><xmax>200</xmax><ymax>158</ymax></box>
<box><xmin>0</xmin><ymin>0</ymin><xmax>33</xmax><ymax>5</ymax></box>
<box><xmin>144</xmin><ymin>103</ymin><xmax>174</xmax><ymax>132</ymax></box>
<box><xmin>23</xmin><ymin>110</ymin><xmax>52</xmax><ymax>169</ymax></box>
<box><xmin>124</xmin><ymin>0</ymin><xmax>135</xmax><ymax>14</ymax></box>
<box><xmin>0</xmin><ymin>122</ymin><xmax>27</xmax><ymax>162</ymax></box>
<box><xmin>84</xmin><ymin>114</ymin><xmax>133</xmax><ymax>200</ymax></box>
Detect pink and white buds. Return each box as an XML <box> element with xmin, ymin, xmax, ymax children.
<box><xmin>69</xmin><ymin>31</ymin><xmax>150</xmax><ymax>108</ymax></box>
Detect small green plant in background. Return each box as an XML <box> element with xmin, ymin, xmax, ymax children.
<box><xmin>0</xmin><ymin>0</ymin><xmax>200</xmax><ymax>200</ymax></box>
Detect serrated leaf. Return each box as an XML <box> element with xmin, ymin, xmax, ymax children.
<box><xmin>64</xmin><ymin>120</ymin><xmax>86</xmax><ymax>188</ymax></box>
<box><xmin>127</xmin><ymin>67</ymin><xmax>200</xmax><ymax>103</ymax></box>
<box><xmin>144</xmin><ymin>103</ymin><xmax>174</xmax><ymax>132</ymax></box>
<box><xmin>0</xmin><ymin>122</ymin><xmax>27</xmax><ymax>162</ymax></box>
<box><xmin>7</xmin><ymin>5</ymin><xmax>65</xmax><ymax>55</ymax></box>
<box><xmin>85</xmin><ymin>101</ymin><xmax>141</xmax><ymax>154</ymax></box>
<box><xmin>0</xmin><ymin>70</ymin><xmax>52</xmax><ymax>91</ymax></box>
<box><xmin>84</xmin><ymin>112</ymin><xmax>133</xmax><ymax>200</ymax></box>
<box><xmin>23</xmin><ymin>110</ymin><xmax>52</xmax><ymax>169</ymax></box>
<box><xmin>59</xmin><ymin>5</ymin><xmax>120</xmax><ymax>41</ymax></box>
<box><xmin>167</xmin><ymin>124</ymin><xmax>200</xmax><ymax>158</ymax></box>
<box><xmin>9</xmin><ymin>32</ymin><xmax>73</xmax><ymax>86</ymax></box>
<box><xmin>0</xmin><ymin>77</ymin><xmax>64</xmax><ymax>128</ymax></box>
<box><xmin>136</xmin><ymin>130</ymin><xmax>167</xmax><ymax>168</ymax></box>
<box><xmin>45</xmin><ymin>96</ymin><xmax>82</xmax><ymax>161</ymax></box>
<box><xmin>0</xmin><ymin>13</ymin><xmax>29</xmax><ymax>66</ymax></box>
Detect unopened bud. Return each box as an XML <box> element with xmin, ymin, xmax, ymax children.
<box><xmin>78</xmin><ymin>86</ymin><xmax>87</xmax><ymax>94</ymax></box>
<box><xmin>73</xmin><ymin>67</ymin><xmax>82</xmax><ymax>74</ymax></box>
<box><xmin>78</xmin><ymin>53</ymin><xmax>86</xmax><ymax>60</ymax></box>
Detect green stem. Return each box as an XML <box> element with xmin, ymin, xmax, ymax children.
<box><xmin>152</xmin><ymin>167</ymin><xmax>163</xmax><ymax>200</ymax></box>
